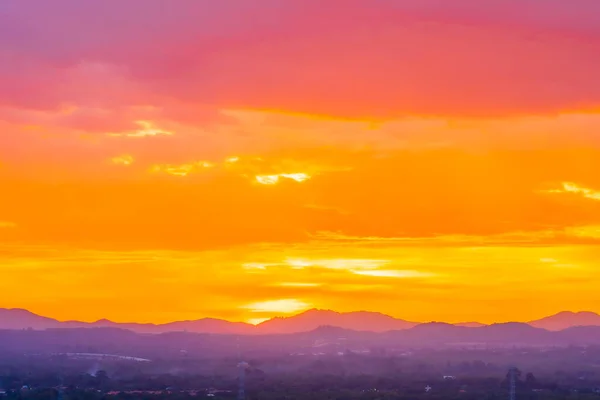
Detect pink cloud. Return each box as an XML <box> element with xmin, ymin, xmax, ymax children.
<box><xmin>0</xmin><ymin>0</ymin><xmax>599</xmax><ymax>120</ymax></box>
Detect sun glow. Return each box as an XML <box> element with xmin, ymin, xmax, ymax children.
<box><xmin>247</xmin><ymin>317</ymin><xmax>270</xmax><ymax>325</ymax></box>
<box><xmin>4</xmin><ymin>0</ymin><xmax>600</xmax><ymax>325</ymax></box>
<box><xmin>242</xmin><ymin>299</ymin><xmax>311</xmax><ymax>314</ymax></box>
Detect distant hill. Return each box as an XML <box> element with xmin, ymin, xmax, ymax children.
<box><xmin>382</xmin><ymin>322</ymin><xmax>554</xmax><ymax>346</ymax></box>
<box><xmin>528</xmin><ymin>311</ymin><xmax>600</xmax><ymax>331</ymax></box>
<box><xmin>77</xmin><ymin>318</ymin><xmax>255</xmax><ymax>335</ymax></box>
<box><xmin>2</xmin><ymin>324</ymin><xmax>600</xmax><ymax>359</ymax></box>
<box><xmin>0</xmin><ymin>308</ymin><xmax>254</xmax><ymax>335</ymax></box>
<box><xmin>2</xmin><ymin>308</ymin><xmax>600</xmax><ymax>335</ymax></box>
<box><xmin>0</xmin><ymin>308</ymin><xmax>62</xmax><ymax>330</ymax></box>
<box><xmin>256</xmin><ymin>309</ymin><xmax>417</xmax><ymax>334</ymax></box>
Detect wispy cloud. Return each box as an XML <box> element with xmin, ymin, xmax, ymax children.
<box><xmin>255</xmin><ymin>173</ymin><xmax>311</xmax><ymax>185</ymax></box>
<box><xmin>0</xmin><ymin>221</ymin><xmax>16</xmax><ymax>228</ymax></box>
<box><xmin>242</xmin><ymin>262</ymin><xmax>269</xmax><ymax>270</ymax></box>
<box><xmin>547</xmin><ymin>182</ymin><xmax>600</xmax><ymax>201</ymax></box>
<box><xmin>565</xmin><ymin>226</ymin><xmax>600</xmax><ymax>239</ymax></box>
<box><xmin>310</xmin><ymin>228</ymin><xmax>600</xmax><ymax>247</ymax></box>
<box><xmin>150</xmin><ymin>161</ymin><xmax>214</xmax><ymax>176</ymax></box>
<box><xmin>108</xmin><ymin>121</ymin><xmax>173</xmax><ymax>138</ymax></box>
<box><xmin>276</xmin><ymin>282</ymin><xmax>322</xmax><ymax>288</ymax></box>
<box><xmin>110</xmin><ymin>154</ymin><xmax>134</xmax><ymax>166</ymax></box>
<box><xmin>284</xmin><ymin>258</ymin><xmax>389</xmax><ymax>271</ymax></box>
<box><xmin>351</xmin><ymin>269</ymin><xmax>435</xmax><ymax>278</ymax></box>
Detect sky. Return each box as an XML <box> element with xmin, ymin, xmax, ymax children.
<box><xmin>1</xmin><ymin>0</ymin><xmax>600</xmax><ymax>325</ymax></box>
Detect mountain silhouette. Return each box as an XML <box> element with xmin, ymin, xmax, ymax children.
<box><xmin>3</xmin><ymin>324</ymin><xmax>600</xmax><ymax>358</ymax></box>
<box><xmin>0</xmin><ymin>308</ymin><xmax>254</xmax><ymax>334</ymax></box>
<box><xmin>1</xmin><ymin>308</ymin><xmax>600</xmax><ymax>334</ymax></box>
<box><xmin>256</xmin><ymin>309</ymin><xmax>417</xmax><ymax>333</ymax></box>
<box><xmin>0</xmin><ymin>308</ymin><xmax>62</xmax><ymax>330</ymax></box>
<box><xmin>528</xmin><ymin>311</ymin><xmax>600</xmax><ymax>331</ymax></box>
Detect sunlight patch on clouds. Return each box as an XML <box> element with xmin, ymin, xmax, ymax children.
<box><xmin>565</xmin><ymin>226</ymin><xmax>600</xmax><ymax>239</ymax></box>
<box><xmin>242</xmin><ymin>299</ymin><xmax>310</xmax><ymax>314</ymax></box>
<box><xmin>255</xmin><ymin>174</ymin><xmax>280</xmax><ymax>185</ymax></box>
<box><xmin>548</xmin><ymin>182</ymin><xmax>600</xmax><ymax>201</ymax></box>
<box><xmin>284</xmin><ymin>258</ymin><xmax>389</xmax><ymax>270</ymax></box>
<box><xmin>150</xmin><ymin>161</ymin><xmax>214</xmax><ymax>177</ymax></box>
<box><xmin>255</xmin><ymin>173</ymin><xmax>311</xmax><ymax>185</ymax></box>
<box><xmin>286</xmin><ymin>258</ymin><xmax>313</xmax><ymax>269</ymax></box>
<box><xmin>110</xmin><ymin>154</ymin><xmax>134</xmax><ymax>166</ymax></box>
<box><xmin>108</xmin><ymin>120</ymin><xmax>173</xmax><ymax>138</ymax></box>
<box><xmin>351</xmin><ymin>269</ymin><xmax>435</xmax><ymax>278</ymax></box>
<box><xmin>225</xmin><ymin>156</ymin><xmax>240</xmax><ymax>163</ymax></box>
<box><xmin>276</xmin><ymin>282</ymin><xmax>322</xmax><ymax>288</ymax></box>
<box><xmin>0</xmin><ymin>221</ymin><xmax>17</xmax><ymax>228</ymax></box>
<box><xmin>242</xmin><ymin>262</ymin><xmax>276</xmax><ymax>271</ymax></box>
<box><xmin>310</xmin><ymin>229</ymin><xmax>573</xmax><ymax>247</ymax></box>
<box><xmin>280</xmin><ymin>173</ymin><xmax>311</xmax><ymax>182</ymax></box>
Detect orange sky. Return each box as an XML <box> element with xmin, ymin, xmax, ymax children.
<box><xmin>1</xmin><ymin>0</ymin><xmax>600</xmax><ymax>325</ymax></box>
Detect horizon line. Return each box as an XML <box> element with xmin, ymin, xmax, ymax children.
<box><xmin>2</xmin><ymin>307</ymin><xmax>597</xmax><ymax>326</ymax></box>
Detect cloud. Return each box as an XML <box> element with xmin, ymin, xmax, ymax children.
<box><xmin>255</xmin><ymin>173</ymin><xmax>311</xmax><ymax>185</ymax></box>
<box><xmin>1</xmin><ymin>237</ymin><xmax>599</xmax><ymax>324</ymax></box>
<box><xmin>2</xmin><ymin>148</ymin><xmax>600</xmax><ymax>250</ymax></box>
<box><xmin>107</xmin><ymin>121</ymin><xmax>173</xmax><ymax>138</ymax></box>
<box><xmin>110</xmin><ymin>154</ymin><xmax>134</xmax><ymax>166</ymax></box>
<box><xmin>350</xmin><ymin>269</ymin><xmax>435</xmax><ymax>278</ymax></box>
<box><xmin>242</xmin><ymin>263</ymin><xmax>269</xmax><ymax>270</ymax></box>
<box><xmin>548</xmin><ymin>182</ymin><xmax>600</xmax><ymax>201</ymax></box>
<box><xmin>276</xmin><ymin>282</ymin><xmax>322</xmax><ymax>288</ymax></box>
<box><xmin>0</xmin><ymin>221</ymin><xmax>17</xmax><ymax>228</ymax></box>
<box><xmin>150</xmin><ymin>161</ymin><xmax>214</xmax><ymax>177</ymax></box>
<box><xmin>565</xmin><ymin>226</ymin><xmax>600</xmax><ymax>239</ymax></box>
<box><xmin>1</xmin><ymin>0</ymin><xmax>599</xmax><ymax>121</ymax></box>
<box><xmin>2</xmin><ymin>1</ymin><xmax>600</xmax><ymax>324</ymax></box>
<box><xmin>284</xmin><ymin>258</ymin><xmax>390</xmax><ymax>271</ymax></box>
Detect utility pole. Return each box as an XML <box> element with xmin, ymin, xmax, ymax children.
<box><xmin>508</xmin><ymin>367</ymin><xmax>518</xmax><ymax>400</ymax></box>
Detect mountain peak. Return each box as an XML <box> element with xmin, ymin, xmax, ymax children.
<box><xmin>0</xmin><ymin>308</ymin><xmax>60</xmax><ymax>330</ymax></box>
<box><xmin>256</xmin><ymin>309</ymin><xmax>416</xmax><ymax>334</ymax></box>
<box><xmin>1</xmin><ymin>308</ymin><xmax>37</xmax><ymax>315</ymax></box>
<box><xmin>556</xmin><ymin>311</ymin><xmax>599</xmax><ymax>317</ymax></box>
<box><xmin>529</xmin><ymin>311</ymin><xmax>600</xmax><ymax>331</ymax></box>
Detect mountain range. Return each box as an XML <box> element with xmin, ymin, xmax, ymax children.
<box><xmin>2</xmin><ymin>308</ymin><xmax>600</xmax><ymax>334</ymax></box>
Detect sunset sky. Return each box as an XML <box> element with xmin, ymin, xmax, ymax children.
<box><xmin>2</xmin><ymin>0</ymin><xmax>600</xmax><ymax>325</ymax></box>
